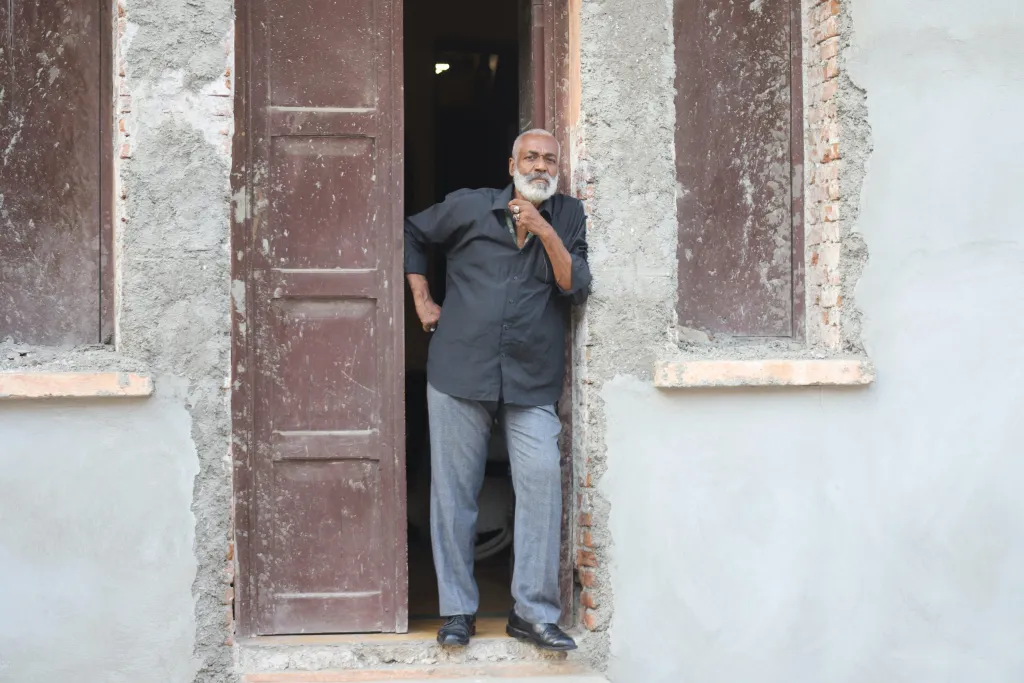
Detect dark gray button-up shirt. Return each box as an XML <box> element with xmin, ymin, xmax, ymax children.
<box><xmin>404</xmin><ymin>184</ymin><xmax>591</xmax><ymax>406</ymax></box>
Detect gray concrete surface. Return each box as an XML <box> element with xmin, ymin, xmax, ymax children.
<box><xmin>600</xmin><ymin>0</ymin><xmax>1024</xmax><ymax>681</ymax></box>
<box><xmin>572</xmin><ymin>0</ymin><xmax>679</xmax><ymax>656</ymax></box>
<box><xmin>115</xmin><ymin>1</ymin><xmax>235</xmax><ymax>681</ymax></box>
<box><xmin>0</xmin><ymin>395</ymin><xmax>199</xmax><ymax>683</ymax></box>
<box><xmin>237</xmin><ymin>636</ymin><xmax>583</xmax><ymax>673</ymax></box>
<box><xmin>4</xmin><ymin>1</ymin><xmax>1022</xmax><ymax>682</ymax></box>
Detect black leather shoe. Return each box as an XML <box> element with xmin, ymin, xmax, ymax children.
<box><xmin>506</xmin><ymin>610</ymin><xmax>578</xmax><ymax>651</ymax></box>
<box><xmin>437</xmin><ymin>614</ymin><xmax>476</xmax><ymax>646</ymax></box>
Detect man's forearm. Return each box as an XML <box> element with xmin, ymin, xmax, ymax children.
<box><xmin>539</xmin><ymin>228</ymin><xmax>573</xmax><ymax>291</ymax></box>
<box><xmin>407</xmin><ymin>273</ymin><xmax>434</xmax><ymax>305</ymax></box>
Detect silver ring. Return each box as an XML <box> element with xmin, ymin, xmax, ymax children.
<box><xmin>512</xmin><ymin>205</ymin><xmax>520</xmax><ymax>214</ymax></box>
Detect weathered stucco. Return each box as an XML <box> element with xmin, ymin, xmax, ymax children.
<box><xmin>115</xmin><ymin>0</ymin><xmax>235</xmax><ymax>680</ymax></box>
<box><xmin>3</xmin><ymin>0</ymin><xmax>1022</xmax><ymax>681</ymax></box>
<box><xmin>572</xmin><ymin>0</ymin><xmax>678</xmax><ymax>657</ymax></box>
<box><xmin>601</xmin><ymin>1</ymin><xmax>1024</xmax><ymax>682</ymax></box>
<box><xmin>0</xmin><ymin>394</ymin><xmax>199</xmax><ymax>683</ymax></box>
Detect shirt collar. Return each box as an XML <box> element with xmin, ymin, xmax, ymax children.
<box><xmin>492</xmin><ymin>184</ymin><xmax>554</xmax><ymax>220</ymax></box>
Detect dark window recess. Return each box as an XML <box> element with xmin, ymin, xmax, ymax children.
<box><xmin>674</xmin><ymin>0</ymin><xmax>804</xmax><ymax>338</ymax></box>
<box><xmin>0</xmin><ymin>0</ymin><xmax>112</xmax><ymax>346</ymax></box>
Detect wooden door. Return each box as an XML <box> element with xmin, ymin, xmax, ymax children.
<box><xmin>234</xmin><ymin>0</ymin><xmax>406</xmax><ymax>635</ymax></box>
<box><xmin>0</xmin><ymin>0</ymin><xmax>110</xmax><ymax>345</ymax></box>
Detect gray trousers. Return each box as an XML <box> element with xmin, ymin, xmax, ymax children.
<box><xmin>427</xmin><ymin>382</ymin><xmax>563</xmax><ymax>624</ymax></box>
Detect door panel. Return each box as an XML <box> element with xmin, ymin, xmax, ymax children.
<box><xmin>244</xmin><ymin>0</ymin><xmax>405</xmax><ymax>635</ymax></box>
<box><xmin>267</xmin><ymin>137</ymin><xmax>379</xmax><ymax>270</ymax></box>
<box><xmin>0</xmin><ymin>0</ymin><xmax>102</xmax><ymax>345</ymax></box>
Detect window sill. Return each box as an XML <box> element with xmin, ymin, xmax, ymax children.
<box><xmin>654</xmin><ymin>358</ymin><xmax>874</xmax><ymax>389</ymax></box>
<box><xmin>0</xmin><ymin>372</ymin><xmax>154</xmax><ymax>400</ymax></box>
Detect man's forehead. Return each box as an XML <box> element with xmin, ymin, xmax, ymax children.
<box><xmin>519</xmin><ymin>135</ymin><xmax>558</xmax><ymax>155</ymax></box>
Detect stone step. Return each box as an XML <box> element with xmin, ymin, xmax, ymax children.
<box><xmin>241</xmin><ymin>664</ymin><xmax>605</xmax><ymax>682</ymax></box>
<box><xmin>236</xmin><ymin>619</ymin><xmax>603</xmax><ymax>682</ymax></box>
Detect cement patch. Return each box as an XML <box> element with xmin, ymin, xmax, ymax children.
<box><xmin>0</xmin><ymin>397</ymin><xmax>199</xmax><ymax>683</ymax></box>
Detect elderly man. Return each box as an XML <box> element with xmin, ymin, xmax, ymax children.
<box><xmin>404</xmin><ymin>129</ymin><xmax>590</xmax><ymax>650</ymax></box>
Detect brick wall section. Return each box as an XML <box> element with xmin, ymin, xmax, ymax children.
<box><xmin>805</xmin><ymin>0</ymin><xmax>843</xmax><ymax>350</ymax></box>
<box><xmin>570</xmin><ymin>129</ymin><xmax>604</xmax><ymax>631</ymax></box>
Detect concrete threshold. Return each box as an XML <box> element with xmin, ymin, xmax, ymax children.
<box><xmin>237</xmin><ymin>619</ymin><xmax>604</xmax><ymax>682</ymax></box>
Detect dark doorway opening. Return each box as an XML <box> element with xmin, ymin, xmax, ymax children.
<box><xmin>403</xmin><ymin>0</ymin><xmax>520</xmax><ymax>620</ymax></box>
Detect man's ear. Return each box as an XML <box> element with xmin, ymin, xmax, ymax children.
<box><xmin>508</xmin><ymin>157</ymin><xmax>515</xmax><ymax>177</ymax></box>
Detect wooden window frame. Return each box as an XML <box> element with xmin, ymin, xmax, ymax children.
<box><xmin>100</xmin><ymin>0</ymin><xmax>116</xmax><ymax>343</ymax></box>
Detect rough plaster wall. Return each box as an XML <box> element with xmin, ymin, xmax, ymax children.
<box><xmin>601</xmin><ymin>0</ymin><xmax>1024</xmax><ymax>681</ymax></box>
<box><xmin>573</xmin><ymin>0</ymin><xmax>677</xmax><ymax>656</ymax></box>
<box><xmin>0</xmin><ymin>397</ymin><xmax>199</xmax><ymax>683</ymax></box>
<box><xmin>116</xmin><ymin>1</ymin><xmax>234</xmax><ymax>681</ymax></box>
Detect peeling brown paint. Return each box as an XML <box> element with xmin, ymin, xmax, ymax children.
<box><xmin>0</xmin><ymin>1</ymin><xmax>105</xmax><ymax>345</ymax></box>
<box><xmin>674</xmin><ymin>0</ymin><xmax>802</xmax><ymax>337</ymax></box>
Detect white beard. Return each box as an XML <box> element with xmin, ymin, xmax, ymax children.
<box><xmin>513</xmin><ymin>169</ymin><xmax>558</xmax><ymax>204</ymax></box>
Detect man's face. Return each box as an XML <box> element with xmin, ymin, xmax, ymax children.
<box><xmin>509</xmin><ymin>134</ymin><xmax>559</xmax><ymax>204</ymax></box>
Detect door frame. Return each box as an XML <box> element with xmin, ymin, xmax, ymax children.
<box><xmin>523</xmin><ymin>0</ymin><xmax>577</xmax><ymax>629</ymax></box>
<box><xmin>231</xmin><ymin>0</ymin><xmax>575</xmax><ymax>636</ymax></box>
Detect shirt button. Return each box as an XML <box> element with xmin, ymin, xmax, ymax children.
<box><xmin>508</xmin><ymin>299</ymin><xmax>514</xmax><ymax>304</ymax></box>
<box><xmin>501</xmin><ymin>352</ymin><xmax>506</xmax><ymax>357</ymax></box>
<box><xmin>502</xmin><ymin>324</ymin><xmax>508</xmax><ymax>329</ymax></box>
<box><xmin>513</xmin><ymin>276</ymin><xmax>518</xmax><ymax>281</ymax></box>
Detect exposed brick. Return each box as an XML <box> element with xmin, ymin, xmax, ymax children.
<box><xmin>582</xmin><ymin>609</ymin><xmax>598</xmax><ymax>631</ymax></box>
<box><xmin>577</xmin><ymin>549</ymin><xmax>598</xmax><ymax>568</ymax></box>
<box><xmin>820</xmin><ymin>79</ymin><xmax>838</xmax><ymax>103</ymax></box>
<box><xmin>821</xmin><ymin>142</ymin><xmax>840</xmax><ymax>163</ymax></box>
<box><xmin>579</xmin><ymin>568</ymin><xmax>598</xmax><ymax>588</ymax></box>
<box><xmin>822</xmin><ymin>203</ymin><xmax>841</xmax><ymax>222</ymax></box>
<box><xmin>807</xmin><ymin>225</ymin><xmax>823</xmax><ymax>247</ymax></box>
<box><xmin>578</xmin><ymin>512</ymin><xmax>593</xmax><ymax>527</ymax></box>
<box><xmin>816</xmin><ymin>161</ymin><xmax>839</xmax><ymax>184</ymax></box>
<box><xmin>818</xmin><ymin>122</ymin><xmax>839</xmax><ymax>145</ymax></box>
<box><xmin>810</xmin><ymin>0</ymin><xmax>840</xmax><ymax>27</ymax></box>
<box><xmin>813</xmin><ymin>17</ymin><xmax>839</xmax><ymax>44</ymax></box>
<box><xmin>819</xmin><ymin>37</ymin><xmax>840</xmax><ymax>61</ymax></box>
<box><xmin>823</xmin><ymin>57</ymin><xmax>840</xmax><ymax>81</ymax></box>
<box><xmin>223</xmin><ymin>587</ymin><xmax>235</xmax><ymax>605</ymax></box>
<box><xmin>819</xmin><ymin>243</ymin><xmax>841</xmax><ymax>271</ymax></box>
<box><xmin>820</xmin><ymin>324</ymin><xmax>841</xmax><ymax>350</ymax></box>
<box><xmin>819</xmin><ymin>286</ymin><xmax>841</xmax><ymax>307</ymax></box>
<box><xmin>582</xmin><ymin>530</ymin><xmax>594</xmax><ymax>548</ymax></box>
<box><xmin>580</xmin><ymin>590</ymin><xmax>598</xmax><ymax>610</ymax></box>
<box><xmin>119</xmin><ymin>143</ymin><xmax>131</xmax><ymax>159</ymax></box>
<box><xmin>827</xmin><ymin>180</ymin><xmax>841</xmax><ymax>201</ymax></box>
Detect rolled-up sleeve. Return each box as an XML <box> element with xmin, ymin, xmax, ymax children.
<box><xmin>556</xmin><ymin>205</ymin><xmax>591</xmax><ymax>306</ymax></box>
<box><xmin>404</xmin><ymin>190</ymin><xmax>471</xmax><ymax>275</ymax></box>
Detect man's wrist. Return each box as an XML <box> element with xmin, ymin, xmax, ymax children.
<box><xmin>535</xmin><ymin>222</ymin><xmax>557</xmax><ymax>241</ymax></box>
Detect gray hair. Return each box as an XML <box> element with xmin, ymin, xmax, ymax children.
<box><xmin>512</xmin><ymin>128</ymin><xmax>560</xmax><ymax>160</ymax></box>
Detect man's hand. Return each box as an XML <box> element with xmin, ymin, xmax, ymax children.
<box><xmin>509</xmin><ymin>199</ymin><xmax>574</xmax><ymax>291</ymax></box>
<box><xmin>415</xmin><ymin>298</ymin><xmax>441</xmax><ymax>332</ymax></box>
<box><xmin>407</xmin><ymin>274</ymin><xmax>440</xmax><ymax>332</ymax></box>
<box><xmin>509</xmin><ymin>199</ymin><xmax>554</xmax><ymax>239</ymax></box>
